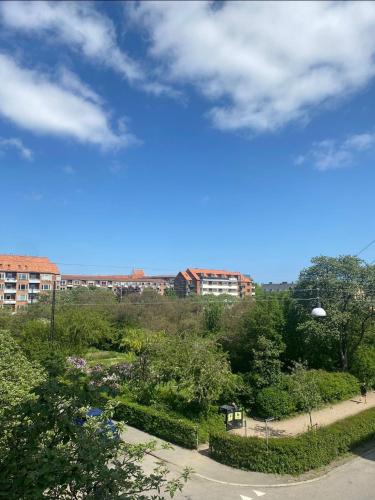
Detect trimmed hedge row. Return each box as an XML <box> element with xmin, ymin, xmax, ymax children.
<box><xmin>209</xmin><ymin>406</ymin><xmax>375</xmax><ymax>474</ymax></box>
<box><xmin>114</xmin><ymin>397</ymin><xmax>198</xmax><ymax>449</ymax></box>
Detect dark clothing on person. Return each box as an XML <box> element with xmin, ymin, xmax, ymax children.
<box><xmin>360</xmin><ymin>384</ymin><xmax>367</xmax><ymax>397</ymax></box>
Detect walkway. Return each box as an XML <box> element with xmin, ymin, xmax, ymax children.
<box><xmin>232</xmin><ymin>391</ymin><xmax>375</xmax><ymax>438</ymax></box>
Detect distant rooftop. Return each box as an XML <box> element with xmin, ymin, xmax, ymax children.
<box><xmin>261</xmin><ymin>281</ymin><xmax>295</xmax><ymax>292</ymax></box>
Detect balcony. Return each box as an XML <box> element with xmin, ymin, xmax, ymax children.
<box><xmin>4</xmin><ymin>277</ymin><xmax>16</xmax><ymax>283</ymax></box>
<box><xmin>29</xmin><ymin>289</ymin><xmax>40</xmax><ymax>294</ymax></box>
<box><xmin>3</xmin><ymin>299</ymin><xmax>16</xmax><ymax>304</ymax></box>
<box><xmin>4</xmin><ymin>287</ymin><xmax>17</xmax><ymax>293</ymax></box>
<box><xmin>29</xmin><ymin>279</ymin><xmax>40</xmax><ymax>284</ymax></box>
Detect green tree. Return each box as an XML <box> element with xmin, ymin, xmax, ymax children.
<box><xmin>295</xmin><ymin>256</ymin><xmax>375</xmax><ymax>370</ymax></box>
<box><xmin>0</xmin><ymin>377</ymin><xmax>189</xmax><ymax>499</ymax></box>
<box><xmin>203</xmin><ymin>301</ymin><xmax>223</xmax><ymax>334</ymax></box>
<box><xmin>289</xmin><ymin>363</ymin><xmax>322</xmax><ymax>428</ymax></box>
<box><xmin>0</xmin><ymin>330</ymin><xmax>45</xmax><ymax>419</ymax></box>
<box><xmin>351</xmin><ymin>346</ymin><xmax>375</xmax><ymax>387</ymax></box>
<box><xmin>134</xmin><ymin>334</ymin><xmax>236</xmax><ymax>412</ymax></box>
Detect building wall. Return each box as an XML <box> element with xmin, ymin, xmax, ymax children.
<box><xmin>60</xmin><ymin>272</ymin><xmax>174</xmax><ymax>296</ymax></box>
<box><xmin>174</xmin><ymin>268</ymin><xmax>255</xmax><ymax>298</ymax></box>
<box><xmin>0</xmin><ymin>269</ymin><xmax>60</xmax><ymax>310</ymax></box>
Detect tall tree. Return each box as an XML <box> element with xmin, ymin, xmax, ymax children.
<box><xmin>295</xmin><ymin>256</ymin><xmax>375</xmax><ymax>370</ymax></box>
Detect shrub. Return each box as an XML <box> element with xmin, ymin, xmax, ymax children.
<box><xmin>210</xmin><ymin>406</ymin><xmax>375</xmax><ymax>474</ymax></box>
<box><xmin>255</xmin><ymin>387</ymin><xmax>296</xmax><ymax>419</ymax></box>
<box><xmin>114</xmin><ymin>397</ymin><xmax>198</xmax><ymax>449</ymax></box>
<box><xmin>313</xmin><ymin>370</ymin><xmax>359</xmax><ymax>403</ymax></box>
<box><xmin>351</xmin><ymin>347</ymin><xmax>375</xmax><ymax>388</ymax></box>
<box><xmin>256</xmin><ymin>370</ymin><xmax>359</xmax><ymax>420</ymax></box>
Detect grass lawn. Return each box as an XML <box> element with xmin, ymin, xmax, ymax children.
<box><xmin>85</xmin><ymin>348</ymin><xmax>135</xmax><ymax>367</ymax></box>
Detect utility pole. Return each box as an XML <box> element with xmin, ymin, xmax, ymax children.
<box><xmin>50</xmin><ymin>279</ymin><xmax>56</xmax><ymax>342</ymax></box>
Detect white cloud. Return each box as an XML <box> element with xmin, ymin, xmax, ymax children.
<box><xmin>58</xmin><ymin>67</ymin><xmax>102</xmax><ymax>105</ymax></box>
<box><xmin>131</xmin><ymin>1</ymin><xmax>375</xmax><ymax>132</ymax></box>
<box><xmin>0</xmin><ymin>53</ymin><xmax>133</xmax><ymax>148</ymax></box>
<box><xmin>0</xmin><ymin>1</ymin><xmax>142</xmax><ymax>82</ymax></box>
<box><xmin>297</xmin><ymin>132</ymin><xmax>375</xmax><ymax>171</ymax></box>
<box><xmin>0</xmin><ymin>136</ymin><xmax>33</xmax><ymax>160</ymax></box>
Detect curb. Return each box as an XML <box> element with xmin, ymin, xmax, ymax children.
<box><xmin>149</xmin><ymin>445</ymin><xmax>375</xmax><ymax>489</ymax></box>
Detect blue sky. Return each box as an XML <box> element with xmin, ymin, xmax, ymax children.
<box><xmin>1</xmin><ymin>1</ymin><xmax>375</xmax><ymax>282</ymax></box>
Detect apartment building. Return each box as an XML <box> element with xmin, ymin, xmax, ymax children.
<box><xmin>0</xmin><ymin>255</ymin><xmax>60</xmax><ymax>310</ymax></box>
<box><xmin>60</xmin><ymin>269</ymin><xmax>174</xmax><ymax>295</ymax></box>
<box><xmin>174</xmin><ymin>268</ymin><xmax>254</xmax><ymax>298</ymax></box>
<box><xmin>261</xmin><ymin>281</ymin><xmax>295</xmax><ymax>292</ymax></box>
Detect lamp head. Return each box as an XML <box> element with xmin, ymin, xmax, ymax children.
<box><xmin>311</xmin><ymin>307</ymin><xmax>327</xmax><ymax>318</ymax></box>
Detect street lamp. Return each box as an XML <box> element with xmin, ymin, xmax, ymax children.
<box><xmin>311</xmin><ymin>286</ymin><xmax>327</xmax><ymax>317</ymax></box>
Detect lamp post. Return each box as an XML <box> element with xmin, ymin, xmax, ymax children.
<box><xmin>311</xmin><ymin>285</ymin><xmax>327</xmax><ymax>317</ymax></box>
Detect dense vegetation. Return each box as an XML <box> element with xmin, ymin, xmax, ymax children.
<box><xmin>210</xmin><ymin>406</ymin><xmax>375</xmax><ymax>474</ymax></box>
<box><xmin>1</xmin><ymin>255</ymin><xmax>375</xmax><ymax>489</ymax></box>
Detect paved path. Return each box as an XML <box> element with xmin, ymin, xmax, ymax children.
<box><xmin>123</xmin><ymin>425</ymin><xmax>375</xmax><ymax>499</ymax></box>
<box><xmin>232</xmin><ymin>391</ymin><xmax>375</xmax><ymax>438</ymax></box>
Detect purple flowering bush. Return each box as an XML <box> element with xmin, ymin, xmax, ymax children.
<box><xmin>66</xmin><ymin>356</ymin><xmax>87</xmax><ymax>370</ymax></box>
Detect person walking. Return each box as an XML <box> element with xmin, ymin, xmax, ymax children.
<box><xmin>360</xmin><ymin>382</ymin><xmax>367</xmax><ymax>404</ymax></box>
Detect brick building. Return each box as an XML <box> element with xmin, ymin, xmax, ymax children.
<box><xmin>0</xmin><ymin>255</ymin><xmax>60</xmax><ymax>310</ymax></box>
<box><xmin>60</xmin><ymin>269</ymin><xmax>174</xmax><ymax>295</ymax></box>
<box><xmin>174</xmin><ymin>268</ymin><xmax>254</xmax><ymax>298</ymax></box>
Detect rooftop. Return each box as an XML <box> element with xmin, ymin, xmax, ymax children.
<box><xmin>0</xmin><ymin>255</ymin><xmax>60</xmax><ymax>274</ymax></box>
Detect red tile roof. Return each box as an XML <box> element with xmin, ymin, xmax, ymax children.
<box><xmin>0</xmin><ymin>255</ymin><xmax>59</xmax><ymax>274</ymax></box>
<box><xmin>188</xmin><ymin>268</ymin><xmax>242</xmax><ymax>278</ymax></box>
<box><xmin>180</xmin><ymin>271</ymin><xmax>192</xmax><ymax>281</ymax></box>
<box><xmin>61</xmin><ymin>273</ymin><xmax>168</xmax><ymax>283</ymax></box>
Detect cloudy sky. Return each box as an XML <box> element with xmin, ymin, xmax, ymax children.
<box><xmin>1</xmin><ymin>1</ymin><xmax>375</xmax><ymax>281</ymax></box>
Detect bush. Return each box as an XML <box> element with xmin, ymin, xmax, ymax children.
<box><xmin>313</xmin><ymin>370</ymin><xmax>359</xmax><ymax>403</ymax></box>
<box><xmin>256</xmin><ymin>370</ymin><xmax>359</xmax><ymax>420</ymax></box>
<box><xmin>351</xmin><ymin>347</ymin><xmax>375</xmax><ymax>388</ymax></box>
<box><xmin>255</xmin><ymin>387</ymin><xmax>296</xmax><ymax>419</ymax></box>
<box><xmin>114</xmin><ymin>397</ymin><xmax>198</xmax><ymax>449</ymax></box>
<box><xmin>210</xmin><ymin>406</ymin><xmax>375</xmax><ymax>475</ymax></box>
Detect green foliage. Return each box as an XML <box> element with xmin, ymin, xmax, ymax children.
<box><xmin>255</xmin><ymin>386</ymin><xmax>296</xmax><ymax>419</ymax></box>
<box><xmin>120</xmin><ymin>327</ymin><xmax>165</xmax><ymax>354</ymax></box>
<box><xmin>295</xmin><ymin>255</ymin><xmax>375</xmax><ymax>370</ymax></box>
<box><xmin>134</xmin><ymin>334</ymin><xmax>237</xmax><ymax>412</ymax></box>
<box><xmin>85</xmin><ymin>348</ymin><xmax>135</xmax><ymax>367</ymax></box>
<box><xmin>0</xmin><ymin>377</ymin><xmax>189</xmax><ymax>499</ymax></box>
<box><xmin>210</xmin><ymin>406</ymin><xmax>375</xmax><ymax>474</ymax></box>
<box><xmin>0</xmin><ymin>330</ymin><xmax>45</xmax><ymax>419</ymax></box>
<box><xmin>351</xmin><ymin>346</ymin><xmax>375</xmax><ymax>388</ymax></box>
<box><xmin>203</xmin><ymin>301</ymin><xmax>223</xmax><ymax>334</ymax></box>
<box><xmin>288</xmin><ymin>363</ymin><xmax>322</xmax><ymax>421</ymax></box>
<box><xmin>255</xmin><ymin>369</ymin><xmax>359</xmax><ymax>420</ymax></box>
<box><xmin>312</xmin><ymin>370</ymin><xmax>359</xmax><ymax>403</ymax></box>
<box><xmin>114</xmin><ymin>397</ymin><xmax>199</xmax><ymax>449</ymax></box>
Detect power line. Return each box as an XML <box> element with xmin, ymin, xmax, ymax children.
<box><xmin>355</xmin><ymin>238</ymin><xmax>375</xmax><ymax>257</ymax></box>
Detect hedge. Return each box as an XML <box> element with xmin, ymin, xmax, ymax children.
<box><xmin>114</xmin><ymin>397</ymin><xmax>198</xmax><ymax>449</ymax></box>
<box><xmin>209</xmin><ymin>406</ymin><xmax>375</xmax><ymax>475</ymax></box>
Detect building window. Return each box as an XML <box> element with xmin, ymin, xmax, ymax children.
<box><xmin>18</xmin><ymin>284</ymin><xmax>28</xmax><ymax>290</ymax></box>
<box><xmin>61</xmin><ymin>280</ymin><xmax>66</xmax><ymax>285</ymax></box>
<box><xmin>41</xmin><ymin>284</ymin><xmax>51</xmax><ymax>291</ymax></box>
<box><xmin>17</xmin><ymin>294</ymin><xmax>28</xmax><ymax>301</ymax></box>
<box><xmin>18</xmin><ymin>273</ymin><xmax>29</xmax><ymax>280</ymax></box>
<box><xmin>41</xmin><ymin>274</ymin><xmax>52</xmax><ymax>281</ymax></box>
<box><xmin>73</xmin><ymin>280</ymin><xmax>80</xmax><ymax>285</ymax></box>
<box><xmin>0</xmin><ymin>273</ymin><xmax>4</xmax><ymax>280</ymax></box>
